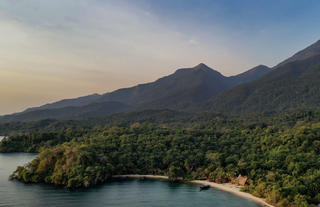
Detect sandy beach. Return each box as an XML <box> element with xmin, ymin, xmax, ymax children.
<box><xmin>113</xmin><ymin>175</ymin><xmax>274</xmax><ymax>207</ymax></box>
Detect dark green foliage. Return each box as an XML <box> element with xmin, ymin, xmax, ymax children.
<box><xmin>3</xmin><ymin>108</ymin><xmax>320</xmax><ymax>136</ymax></box>
<box><xmin>8</xmin><ymin>116</ymin><xmax>320</xmax><ymax>206</ymax></box>
<box><xmin>0</xmin><ymin>109</ymin><xmax>223</xmax><ymax>135</ymax></box>
<box><xmin>0</xmin><ymin>132</ymin><xmax>74</xmax><ymax>152</ymax></box>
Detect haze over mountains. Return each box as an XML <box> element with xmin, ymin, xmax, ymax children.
<box><xmin>26</xmin><ymin>63</ymin><xmax>271</xmax><ymax>111</ymax></box>
<box><xmin>1</xmin><ymin>39</ymin><xmax>320</xmax><ymax>123</ymax></box>
<box><xmin>0</xmin><ymin>63</ymin><xmax>271</xmax><ymax>122</ymax></box>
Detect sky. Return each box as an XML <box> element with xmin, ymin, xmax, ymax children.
<box><xmin>1</xmin><ymin>0</ymin><xmax>320</xmax><ymax>115</ymax></box>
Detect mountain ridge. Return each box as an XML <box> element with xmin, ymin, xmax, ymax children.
<box><xmin>0</xmin><ymin>63</ymin><xmax>271</xmax><ymax>122</ymax></box>
<box><xmin>275</xmin><ymin>39</ymin><xmax>320</xmax><ymax>68</ymax></box>
<box><xmin>24</xmin><ymin>94</ymin><xmax>102</xmax><ymax>113</ymax></box>
<box><xmin>6</xmin><ymin>39</ymin><xmax>320</xmax><ymax>122</ymax></box>
<box><xmin>204</xmin><ymin>54</ymin><xmax>320</xmax><ymax>113</ymax></box>
<box><xmin>0</xmin><ymin>101</ymin><xmax>131</xmax><ymax>123</ymax></box>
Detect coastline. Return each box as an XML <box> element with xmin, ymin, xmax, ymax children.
<box><xmin>113</xmin><ymin>175</ymin><xmax>274</xmax><ymax>207</ymax></box>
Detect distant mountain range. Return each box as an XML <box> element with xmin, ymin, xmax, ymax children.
<box><xmin>1</xmin><ymin>39</ymin><xmax>320</xmax><ymax>123</ymax></box>
<box><xmin>0</xmin><ymin>63</ymin><xmax>271</xmax><ymax>122</ymax></box>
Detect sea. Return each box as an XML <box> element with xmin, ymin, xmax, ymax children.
<box><xmin>0</xmin><ymin>137</ymin><xmax>260</xmax><ymax>207</ymax></box>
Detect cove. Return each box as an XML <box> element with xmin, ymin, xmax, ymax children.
<box><xmin>0</xmin><ymin>152</ymin><xmax>261</xmax><ymax>207</ymax></box>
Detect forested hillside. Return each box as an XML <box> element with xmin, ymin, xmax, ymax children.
<box><xmin>206</xmin><ymin>55</ymin><xmax>320</xmax><ymax>113</ymax></box>
<box><xmin>2</xmin><ymin>111</ymin><xmax>320</xmax><ymax>207</ymax></box>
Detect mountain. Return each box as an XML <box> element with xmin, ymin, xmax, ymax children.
<box><xmin>35</xmin><ymin>63</ymin><xmax>270</xmax><ymax>110</ymax></box>
<box><xmin>0</xmin><ymin>63</ymin><xmax>271</xmax><ymax>123</ymax></box>
<box><xmin>24</xmin><ymin>94</ymin><xmax>101</xmax><ymax>113</ymax></box>
<box><xmin>228</xmin><ymin>65</ymin><xmax>272</xmax><ymax>85</ymax></box>
<box><xmin>275</xmin><ymin>39</ymin><xmax>320</xmax><ymax>67</ymax></box>
<box><xmin>205</xmin><ymin>54</ymin><xmax>320</xmax><ymax>113</ymax></box>
<box><xmin>98</xmin><ymin>63</ymin><xmax>231</xmax><ymax>109</ymax></box>
<box><xmin>136</xmin><ymin>64</ymin><xmax>271</xmax><ymax>110</ymax></box>
<box><xmin>138</xmin><ymin>65</ymin><xmax>271</xmax><ymax>110</ymax></box>
<box><xmin>0</xmin><ymin>101</ymin><xmax>130</xmax><ymax>123</ymax></box>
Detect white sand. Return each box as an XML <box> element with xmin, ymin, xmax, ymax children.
<box><xmin>112</xmin><ymin>175</ymin><xmax>274</xmax><ymax>207</ymax></box>
<box><xmin>190</xmin><ymin>180</ymin><xmax>274</xmax><ymax>207</ymax></box>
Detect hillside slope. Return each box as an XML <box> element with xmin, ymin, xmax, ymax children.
<box><xmin>98</xmin><ymin>63</ymin><xmax>231</xmax><ymax>106</ymax></box>
<box><xmin>205</xmin><ymin>55</ymin><xmax>320</xmax><ymax>113</ymax></box>
<box><xmin>24</xmin><ymin>94</ymin><xmax>102</xmax><ymax>113</ymax></box>
<box><xmin>0</xmin><ymin>101</ymin><xmax>130</xmax><ymax>123</ymax></box>
<box><xmin>275</xmin><ymin>39</ymin><xmax>320</xmax><ymax>67</ymax></box>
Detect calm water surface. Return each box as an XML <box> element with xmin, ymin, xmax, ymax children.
<box><xmin>0</xmin><ymin>149</ymin><xmax>260</xmax><ymax>207</ymax></box>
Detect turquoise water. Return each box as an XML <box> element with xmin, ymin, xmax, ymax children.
<box><xmin>0</xmin><ymin>152</ymin><xmax>260</xmax><ymax>207</ymax></box>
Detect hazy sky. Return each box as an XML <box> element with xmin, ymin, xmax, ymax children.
<box><xmin>1</xmin><ymin>0</ymin><xmax>320</xmax><ymax>115</ymax></box>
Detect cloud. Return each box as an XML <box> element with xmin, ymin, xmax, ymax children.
<box><xmin>0</xmin><ymin>0</ymin><xmax>258</xmax><ymax>114</ymax></box>
<box><xmin>0</xmin><ymin>0</ymin><xmax>252</xmax><ymax>73</ymax></box>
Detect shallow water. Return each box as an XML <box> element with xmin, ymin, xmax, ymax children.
<box><xmin>0</xmin><ymin>152</ymin><xmax>260</xmax><ymax>207</ymax></box>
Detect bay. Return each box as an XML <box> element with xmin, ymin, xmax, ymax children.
<box><xmin>0</xmin><ymin>153</ymin><xmax>261</xmax><ymax>207</ymax></box>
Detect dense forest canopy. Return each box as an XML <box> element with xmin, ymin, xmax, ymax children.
<box><xmin>1</xmin><ymin>110</ymin><xmax>320</xmax><ymax>207</ymax></box>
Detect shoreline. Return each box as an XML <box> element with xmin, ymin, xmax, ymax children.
<box><xmin>113</xmin><ymin>175</ymin><xmax>274</xmax><ymax>207</ymax></box>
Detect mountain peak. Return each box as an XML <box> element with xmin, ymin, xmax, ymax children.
<box><xmin>174</xmin><ymin>63</ymin><xmax>216</xmax><ymax>75</ymax></box>
<box><xmin>255</xmin><ymin>64</ymin><xmax>269</xmax><ymax>68</ymax></box>
<box><xmin>228</xmin><ymin>64</ymin><xmax>271</xmax><ymax>86</ymax></box>
<box><xmin>193</xmin><ymin>63</ymin><xmax>211</xmax><ymax>70</ymax></box>
<box><xmin>249</xmin><ymin>65</ymin><xmax>271</xmax><ymax>72</ymax></box>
